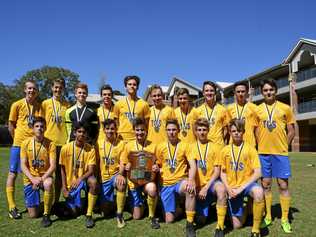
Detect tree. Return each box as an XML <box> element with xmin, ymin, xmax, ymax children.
<box><xmin>0</xmin><ymin>83</ymin><xmax>14</xmax><ymax>124</ymax></box>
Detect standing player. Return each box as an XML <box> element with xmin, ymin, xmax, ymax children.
<box><xmin>221</xmin><ymin>119</ymin><xmax>264</xmax><ymax>237</ymax></box>
<box><xmin>227</xmin><ymin>81</ymin><xmax>258</xmax><ymax>147</ymax></box>
<box><xmin>193</xmin><ymin>81</ymin><xmax>229</xmax><ymax>147</ymax></box>
<box><xmin>156</xmin><ymin>119</ymin><xmax>196</xmax><ymax>237</ymax></box>
<box><xmin>174</xmin><ymin>88</ymin><xmax>196</xmax><ymax>144</ymax></box>
<box><xmin>65</xmin><ymin>83</ymin><xmax>98</xmax><ymax>144</ymax></box>
<box><xmin>6</xmin><ymin>79</ymin><xmax>42</xmax><ymax>219</ymax></box>
<box><xmin>20</xmin><ymin>117</ymin><xmax>56</xmax><ymax>227</ymax></box>
<box><xmin>256</xmin><ymin>78</ymin><xmax>295</xmax><ymax>233</ymax></box>
<box><xmin>192</xmin><ymin>118</ymin><xmax>227</xmax><ymax>237</ymax></box>
<box><xmin>98</xmin><ymin>119</ymin><xmax>127</xmax><ymax>228</ymax></box>
<box><xmin>147</xmin><ymin>85</ymin><xmax>175</xmax><ymax>144</ymax></box>
<box><xmin>114</xmin><ymin>76</ymin><xmax>150</xmax><ymax>142</ymax></box>
<box><xmin>41</xmin><ymin>78</ymin><xmax>69</xmax><ymax>202</ymax></box>
<box><xmin>59</xmin><ymin>122</ymin><xmax>98</xmax><ymax>228</ymax></box>
<box><xmin>121</xmin><ymin>118</ymin><xmax>160</xmax><ymax>229</ymax></box>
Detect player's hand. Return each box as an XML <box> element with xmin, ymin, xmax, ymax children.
<box><xmin>71</xmin><ymin>178</ymin><xmax>82</xmax><ymax>190</ymax></box>
<box><xmin>62</xmin><ymin>187</ymin><xmax>69</xmax><ymax>198</ymax></box>
<box><xmin>116</xmin><ymin>174</ymin><xmax>126</xmax><ymax>186</ymax></box>
<box><xmin>186</xmin><ymin>179</ymin><xmax>196</xmax><ymax>196</ymax></box>
<box><xmin>227</xmin><ymin>187</ymin><xmax>236</xmax><ymax>199</ymax></box>
<box><xmin>125</xmin><ymin>163</ymin><xmax>131</xmax><ymax>172</ymax></box>
<box><xmin>152</xmin><ymin>164</ymin><xmax>159</xmax><ymax>173</ymax></box>
<box><xmin>198</xmin><ymin>186</ymin><xmax>208</xmax><ymax>200</ymax></box>
<box><xmin>31</xmin><ymin>177</ymin><xmax>42</xmax><ymax>189</ymax></box>
<box><xmin>232</xmin><ymin>187</ymin><xmax>243</xmax><ymax>196</ymax></box>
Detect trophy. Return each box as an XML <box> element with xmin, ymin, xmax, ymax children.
<box><xmin>128</xmin><ymin>150</ymin><xmax>156</xmax><ymax>186</ymax></box>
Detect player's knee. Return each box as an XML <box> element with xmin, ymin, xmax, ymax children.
<box><xmin>165</xmin><ymin>212</ymin><xmax>175</xmax><ymax>223</ymax></box>
<box><xmin>133</xmin><ymin>209</ymin><xmax>142</xmax><ymax>220</ymax></box>
<box><xmin>7</xmin><ymin>172</ymin><xmax>17</xmax><ymax>180</ymax></box>
<box><xmin>88</xmin><ymin>177</ymin><xmax>98</xmax><ymax>189</ymax></box>
<box><xmin>145</xmin><ymin>183</ymin><xmax>157</xmax><ymax>196</ymax></box>
<box><xmin>43</xmin><ymin>177</ymin><xmax>53</xmax><ymax>190</ymax></box>
<box><xmin>116</xmin><ymin>183</ymin><xmax>126</xmax><ymax>192</ymax></box>
<box><xmin>216</xmin><ymin>184</ymin><xmax>227</xmax><ymax>202</ymax></box>
<box><xmin>252</xmin><ymin>187</ymin><xmax>264</xmax><ymax>201</ymax></box>
<box><xmin>28</xmin><ymin>210</ymin><xmax>39</xmax><ymax>218</ymax></box>
<box><xmin>261</xmin><ymin>180</ymin><xmax>272</xmax><ymax>190</ymax></box>
<box><xmin>232</xmin><ymin>219</ymin><xmax>242</xmax><ymax>229</ymax></box>
<box><xmin>277</xmin><ymin>179</ymin><xmax>288</xmax><ymax>191</ymax></box>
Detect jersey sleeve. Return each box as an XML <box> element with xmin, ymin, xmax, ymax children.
<box><xmin>20</xmin><ymin>140</ymin><xmax>28</xmax><ymax>159</ymax></box>
<box><xmin>87</xmin><ymin>148</ymin><xmax>96</xmax><ymax>166</ymax></box>
<box><xmin>285</xmin><ymin>106</ymin><xmax>295</xmax><ymax>124</ymax></box>
<box><xmin>59</xmin><ymin>145</ymin><xmax>67</xmax><ymax>166</ymax></box>
<box><xmin>8</xmin><ymin>102</ymin><xmax>19</xmax><ymax>122</ymax></box>
<box><xmin>168</xmin><ymin>107</ymin><xmax>176</xmax><ymax>120</ymax></box>
<box><xmin>185</xmin><ymin>143</ymin><xmax>195</xmax><ymax>161</ymax></box>
<box><xmin>112</xmin><ymin>101</ymin><xmax>120</xmax><ymax>119</ymax></box>
<box><xmin>250</xmin><ymin>147</ymin><xmax>261</xmax><ymax>169</ymax></box>
<box><xmin>212</xmin><ymin>145</ymin><xmax>222</xmax><ymax>166</ymax></box>
<box><xmin>64</xmin><ymin>108</ymin><xmax>72</xmax><ymax>142</ymax></box>
<box><xmin>143</xmin><ymin>101</ymin><xmax>151</xmax><ymax>119</ymax></box>
<box><xmin>120</xmin><ymin>143</ymin><xmax>130</xmax><ymax>164</ymax></box>
<box><xmin>49</xmin><ymin>142</ymin><xmax>57</xmax><ymax>161</ymax></box>
<box><xmin>220</xmin><ymin>148</ymin><xmax>227</xmax><ymax>170</ymax></box>
<box><xmin>222</xmin><ymin>107</ymin><xmax>230</xmax><ymax>126</ymax></box>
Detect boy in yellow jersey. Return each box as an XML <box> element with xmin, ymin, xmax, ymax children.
<box><xmin>121</xmin><ymin>118</ymin><xmax>160</xmax><ymax>229</ymax></box>
<box><xmin>41</xmin><ymin>78</ymin><xmax>69</xmax><ymax>202</ymax></box>
<box><xmin>156</xmin><ymin>119</ymin><xmax>196</xmax><ymax>237</ymax></box>
<box><xmin>256</xmin><ymin>79</ymin><xmax>295</xmax><ymax>233</ymax></box>
<box><xmin>193</xmin><ymin>81</ymin><xmax>229</xmax><ymax>147</ymax></box>
<box><xmin>60</xmin><ymin>122</ymin><xmax>98</xmax><ymax>228</ymax></box>
<box><xmin>192</xmin><ymin>118</ymin><xmax>227</xmax><ymax>237</ymax></box>
<box><xmin>147</xmin><ymin>85</ymin><xmax>175</xmax><ymax>144</ymax></box>
<box><xmin>98</xmin><ymin>119</ymin><xmax>127</xmax><ymax>228</ymax></box>
<box><xmin>97</xmin><ymin>85</ymin><xmax>117</xmax><ymax>142</ymax></box>
<box><xmin>221</xmin><ymin>119</ymin><xmax>264</xmax><ymax>237</ymax></box>
<box><xmin>6</xmin><ymin>79</ymin><xmax>42</xmax><ymax>219</ymax></box>
<box><xmin>20</xmin><ymin>117</ymin><xmax>56</xmax><ymax>227</ymax></box>
<box><xmin>174</xmin><ymin>88</ymin><xmax>196</xmax><ymax>144</ymax></box>
<box><xmin>114</xmin><ymin>76</ymin><xmax>150</xmax><ymax>142</ymax></box>
<box><xmin>227</xmin><ymin>81</ymin><xmax>258</xmax><ymax>147</ymax></box>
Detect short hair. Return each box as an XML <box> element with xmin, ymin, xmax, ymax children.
<box><xmin>103</xmin><ymin>118</ymin><xmax>116</xmax><ymax>129</ymax></box>
<box><xmin>73</xmin><ymin>121</ymin><xmax>89</xmax><ymax>132</ymax></box>
<box><xmin>202</xmin><ymin>81</ymin><xmax>217</xmax><ymax>92</ymax></box>
<box><xmin>166</xmin><ymin>119</ymin><xmax>180</xmax><ymax>130</ymax></box>
<box><xmin>149</xmin><ymin>84</ymin><xmax>163</xmax><ymax>95</ymax></box>
<box><xmin>233</xmin><ymin>81</ymin><xmax>249</xmax><ymax>92</ymax></box>
<box><xmin>132</xmin><ymin>117</ymin><xmax>147</xmax><ymax>130</ymax></box>
<box><xmin>176</xmin><ymin>88</ymin><xmax>190</xmax><ymax>97</ymax></box>
<box><xmin>229</xmin><ymin>118</ymin><xmax>245</xmax><ymax>133</ymax></box>
<box><xmin>24</xmin><ymin>79</ymin><xmax>38</xmax><ymax>89</ymax></box>
<box><xmin>32</xmin><ymin>116</ymin><xmax>46</xmax><ymax>127</ymax></box>
<box><xmin>260</xmin><ymin>78</ymin><xmax>278</xmax><ymax>93</ymax></box>
<box><xmin>124</xmin><ymin>75</ymin><xmax>140</xmax><ymax>87</ymax></box>
<box><xmin>75</xmin><ymin>83</ymin><xmax>88</xmax><ymax>93</ymax></box>
<box><xmin>100</xmin><ymin>84</ymin><xmax>113</xmax><ymax>96</ymax></box>
<box><xmin>52</xmin><ymin>78</ymin><xmax>65</xmax><ymax>87</ymax></box>
<box><xmin>194</xmin><ymin>118</ymin><xmax>209</xmax><ymax>130</ymax></box>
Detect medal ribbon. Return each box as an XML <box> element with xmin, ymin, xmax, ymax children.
<box><xmin>75</xmin><ymin>105</ymin><xmax>87</xmax><ymax>122</ymax></box>
<box><xmin>153</xmin><ymin>107</ymin><xmax>162</xmax><ymax>129</ymax></box>
<box><xmin>197</xmin><ymin>141</ymin><xmax>209</xmax><ymax>170</ymax></box>
<box><xmin>126</xmin><ymin>97</ymin><xmax>137</xmax><ymax>122</ymax></box>
<box><xmin>264</xmin><ymin>102</ymin><xmax>277</xmax><ymax>125</ymax></box>
<box><xmin>179</xmin><ymin>109</ymin><xmax>188</xmax><ymax>131</ymax></box>
<box><xmin>135</xmin><ymin>140</ymin><xmax>145</xmax><ymax>151</ymax></box>
<box><xmin>103</xmin><ymin>140</ymin><xmax>114</xmax><ymax>175</ymax></box>
<box><xmin>102</xmin><ymin>104</ymin><xmax>112</xmax><ymax>121</ymax></box>
<box><xmin>167</xmin><ymin>142</ymin><xmax>178</xmax><ymax>169</ymax></box>
<box><xmin>235</xmin><ymin>102</ymin><xmax>247</xmax><ymax>120</ymax></box>
<box><xmin>230</xmin><ymin>142</ymin><xmax>244</xmax><ymax>182</ymax></box>
<box><xmin>51</xmin><ymin>98</ymin><xmax>61</xmax><ymax>122</ymax></box>
<box><xmin>32</xmin><ymin>138</ymin><xmax>43</xmax><ymax>162</ymax></box>
<box><xmin>204</xmin><ymin>104</ymin><xmax>215</xmax><ymax>124</ymax></box>
<box><xmin>72</xmin><ymin>142</ymin><xmax>84</xmax><ymax>175</ymax></box>
<box><xmin>25</xmin><ymin>99</ymin><xmax>34</xmax><ymax>119</ymax></box>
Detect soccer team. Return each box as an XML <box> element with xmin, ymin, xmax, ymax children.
<box><xmin>5</xmin><ymin>75</ymin><xmax>295</xmax><ymax>237</ymax></box>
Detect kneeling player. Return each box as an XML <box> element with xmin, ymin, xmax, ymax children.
<box><xmin>156</xmin><ymin>119</ymin><xmax>196</xmax><ymax>237</ymax></box>
<box><xmin>221</xmin><ymin>119</ymin><xmax>264</xmax><ymax>237</ymax></box>
<box><xmin>60</xmin><ymin>122</ymin><xmax>98</xmax><ymax>228</ymax></box>
<box><xmin>98</xmin><ymin>119</ymin><xmax>127</xmax><ymax>228</ymax></box>
<box><xmin>121</xmin><ymin>118</ymin><xmax>160</xmax><ymax>229</ymax></box>
<box><xmin>192</xmin><ymin>118</ymin><xmax>227</xmax><ymax>237</ymax></box>
<box><xmin>20</xmin><ymin>117</ymin><xmax>56</xmax><ymax>227</ymax></box>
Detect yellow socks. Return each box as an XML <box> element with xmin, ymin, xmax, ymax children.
<box><xmin>186</xmin><ymin>211</ymin><xmax>195</xmax><ymax>223</ymax></box>
<box><xmin>147</xmin><ymin>196</ymin><xmax>157</xmax><ymax>218</ymax></box>
<box><xmin>252</xmin><ymin>200</ymin><xmax>264</xmax><ymax>233</ymax></box>
<box><xmin>116</xmin><ymin>191</ymin><xmax>126</xmax><ymax>214</ymax></box>
<box><xmin>43</xmin><ymin>190</ymin><xmax>53</xmax><ymax>215</ymax></box>
<box><xmin>216</xmin><ymin>204</ymin><xmax>227</xmax><ymax>230</ymax></box>
<box><xmin>6</xmin><ymin>186</ymin><xmax>16</xmax><ymax>210</ymax></box>
<box><xmin>280</xmin><ymin>195</ymin><xmax>291</xmax><ymax>222</ymax></box>
<box><xmin>264</xmin><ymin>192</ymin><xmax>272</xmax><ymax>220</ymax></box>
<box><xmin>86</xmin><ymin>193</ymin><xmax>97</xmax><ymax>216</ymax></box>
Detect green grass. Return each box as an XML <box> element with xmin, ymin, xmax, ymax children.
<box><xmin>1</xmin><ymin>148</ymin><xmax>316</xmax><ymax>237</ymax></box>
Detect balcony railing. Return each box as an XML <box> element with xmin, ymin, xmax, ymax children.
<box><xmin>296</xmin><ymin>67</ymin><xmax>316</xmax><ymax>83</ymax></box>
<box><xmin>298</xmin><ymin>100</ymin><xmax>316</xmax><ymax>113</ymax></box>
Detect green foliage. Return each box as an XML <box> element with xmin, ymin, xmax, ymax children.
<box><xmin>0</xmin><ymin>83</ymin><xmax>15</xmax><ymax>124</ymax></box>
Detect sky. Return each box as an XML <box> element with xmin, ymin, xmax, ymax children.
<box><xmin>1</xmin><ymin>0</ymin><xmax>316</xmax><ymax>96</ymax></box>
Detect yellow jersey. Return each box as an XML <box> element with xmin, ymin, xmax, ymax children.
<box><xmin>193</xmin><ymin>103</ymin><xmax>229</xmax><ymax>146</ymax></box>
<box><xmin>256</xmin><ymin>101</ymin><xmax>295</xmax><ymax>156</ymax></box>
<box><xmin>156</xmin><ymin>141</ymin><xmax>191</xmax><ymax>186</ymax></box>
<box><xmin>41</xmin><ymin>98</ymin><xmax>70</xmax><ymax>146</ymax></box>
<box><xmin>147</xmin><ymin>105</ymin><xmax>175</xmax><ymax>144</ymax></box>
<box><xmin>113</xmin><ymin>97</ymin><xmax>150</xmax><ymax>141</ymax></box>
<box><xmin>20</xmin><ymin>137</ymin><xmax>56</xmax><ymax>185</ymax></box>
<box><xmin>221</xmin><ymin>142</ymin><xmax>260</xmax><ymax>188</ymax></box>
<box><xmin>227</xmin><ymin>102</ymin><xmax>258</xmax><ymax>147</ymax></box>
<box><xmin>9</xmin><ymin>98</ymin><xmax>42</xmax><ymax>146</ymax></box>
<box><xmin>59</xmin><ymin>141</ymin><xmax>96</xmax><ymax>189</ymax></box>
<box><xmin>97</xmin><ymin>104</ymin><xmax>117</xmax><ymax>142</ymax></box>
<box><xmin>120</xmin><ymin>139</ymin><xmax>157</xmax><ymax>189</ymax></box>
<box><xmin>189</xmin><ymin>141</ymin><xmax>221</xmax><ymax>188</ymax></box>
<box><xmin>174</xmin><ymin>107</ymin><xmax>196</xmax><ymax>144</ymax></box>
<box><xmin>97</xmin><ymin>139</ymin><xmax>125</xmax><ymax>183</ymax></box>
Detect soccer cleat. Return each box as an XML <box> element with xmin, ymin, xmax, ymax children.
<box><xmin>8</xmin><ymin>207</ymin><xmax>22</xmax><ymax>219</ymax></box>
<box><xmin>186</xmin><ymin>221</ymin><xmax>196</xmax><ymax>237</ymax></box>
<box><xmin>116</xmin><ymin>213</ymin><xmax>126</xmax><ymax>228</ymax></box>
<box><xmin>85</xmin><ymin>215</ymin><xmax>95</xmax><ymax>228</ymax></box>
<box><xmin>214</xmin><ymin>228</ymin><xmax>225</xmax><ymax>237</ymax></box>
<box><xmin>260</xmin><ymin>218</ymin><xmax>272</xmax><ymax>228</ymax></box>
<box><xmin>150</xmin><ymin>217</ymin><xmax>160</xmax><ymax>229</ymax></box>
<box><xmin>281</xmin><ymin>220</ymin><xmax>293</xmax><ymax>233</ymax></box>
<box><xmin>250</xmin><ymin>232</ymin><xmax>261</xmax><ymax>237</ymax></box>
<box><xmin>41</xmin><ymin>214</ymin><xmax>52</xmax><ymax>228</ymax></box>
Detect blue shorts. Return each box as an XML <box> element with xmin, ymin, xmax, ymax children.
<box><xmin>228</xmin><ymin>182</ymin><xmax>260</xmax><ymax>217</ymax></box>
<box><xmin>65</xmin><ymin>181</ymin><xmax>87</xmax><ymax>209</ymax></box>
<box><xmin>100</xmin><ymin>175</ymin><xmax>117</xmax><ymax>203</ymax></box>
<box><xmin>128</xmin><ymin>186</ymin><xmax>144</xmax><ymax>208</ymax></box>
<box><xmin>160</xmin><ymin>181</ymin><xmax>184</xmax><ymax>213</ymax></box>
<box><xmin>196</xmin><ymin>181</ymin><xmax>220</xmax><ymax>217</ymax></box>
<box><xmin>9</xmin><ymin>146</ymin><xmax>21</xmax><ymax>173</ymax></box>
<box><xmin>24</xmin><ymin>184</ymin><xmax>41</xmax><ymax>208</ymax></box>
<box><xmin>259</xmin><ymin>154</ymin><xmax>291</xmax><ymax>179</ymax></box>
